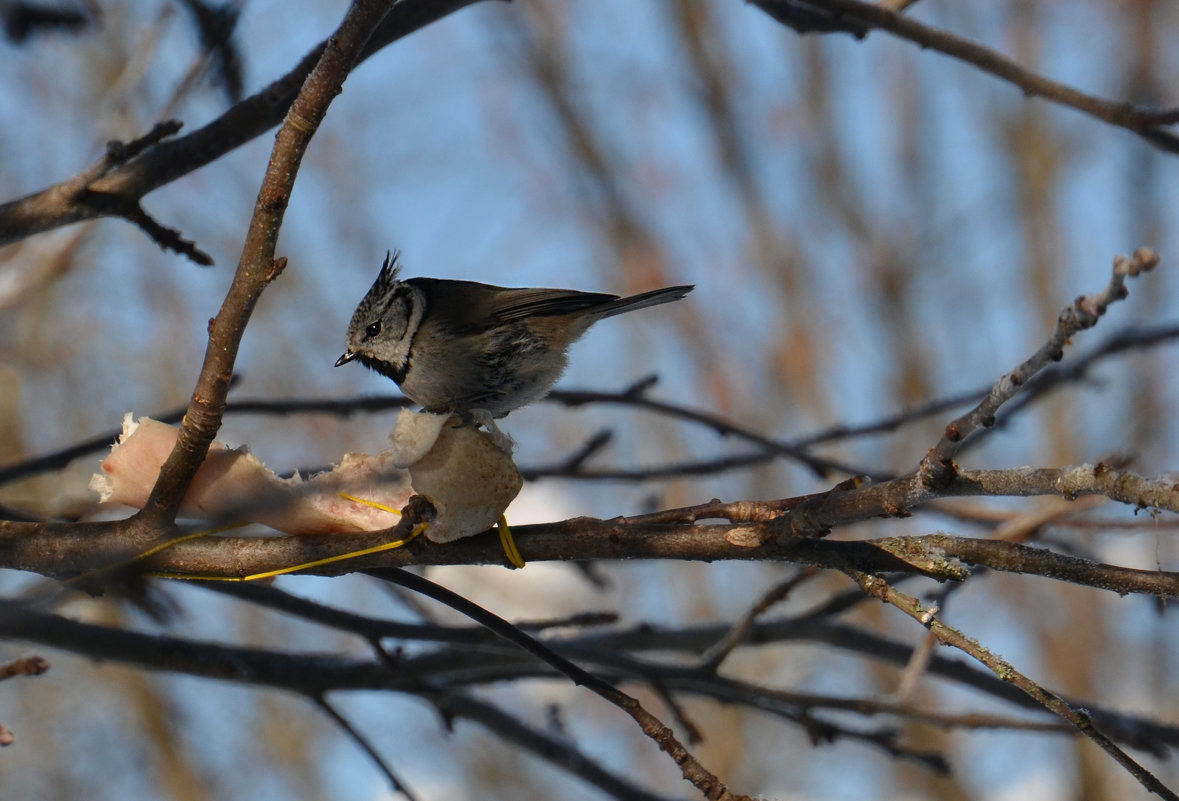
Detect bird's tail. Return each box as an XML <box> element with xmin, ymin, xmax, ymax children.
<box><xmin>595</xmin><ymin>284</ymin><xmax>694</xmax><ymax>319</ymax></box>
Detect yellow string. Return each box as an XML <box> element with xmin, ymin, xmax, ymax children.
<box><xmin>339</xmin><ymin>493</ymin><xmax>524</xmax><ymax>569</ymax></box>
<box><xmin>145</xmin><ymin>493</ymin><xmax>422</xmax><ymax>581</ymax></box>
<box><xmin>145</xmin><ymin>522</ymin><xmax>428</xmax><ymax>582</ymax></box>
<box><xmin>497</xmin><ymin>515</ymin><xmax>525</xmax><ymax>569</ymax></box>
<box><xmin>133</xmin><ymin>494</ymin><xmax>522</xmax><ymax>579</ymax></box>
<box><xmin>336</xmin><ymin>492</ymin><xmax>402</xmax><ymax>515</ymax></box>
<box><xmin>135</xmin><ymin>522</ymin><xmax>245</xmax><ymax>559</ymax></box>
<box><xmin>63</xmin><ymin>522</ymin><xmax>246</xmax><ymax>589</ymax></box>
<box><xmin>150</xmin><ymin>520</ymin><xmax>430</xmax><ymax>581</ymax></box>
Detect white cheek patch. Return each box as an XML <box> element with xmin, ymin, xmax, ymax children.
<box><xmin>387</xmin><ymin>284</ymin><xmax>426</xmax><ymax>366</ymax></box>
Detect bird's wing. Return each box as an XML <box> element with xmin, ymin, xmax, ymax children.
<box><xmin>491</xmin><ymin>287</ymin><xmax>619</xmax><ymax>322</ymax></box>
<box><xmin>419</xmin><ymin>279</ymin><xmax>617</xmax><ymax>331</ymax></box>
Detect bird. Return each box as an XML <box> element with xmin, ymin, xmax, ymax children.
<box><xmin>336</xmin><ymin>251</ymin><xmax>693</xmax><ymax>418</ymax></box>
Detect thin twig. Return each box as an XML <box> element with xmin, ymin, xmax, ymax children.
<box><xmin>698</xmin><ymin>569</ymin><xmax>818</xmax><ymax>670</ymax></box>
<box><xmin>429</xmin><ymin>691</ymin><xmax>678</xmax><ymax>801</ymax></box>
<box><xmin>920</xmin><ymin>249</ymin><xmax>1159</xmax><ymax>489</ymax></box>
<box><xmin>754</xmin><ymin>1</ymin><xmax>1179</xmax><ymax>153</ymax></box>
<box><xmin>313</xmin><ymin>694</ymin><xmax>419</xmax><ymax>801</ymax></box>
<box><xmin>364</xmin><ymin>567</ymin><xmax>754</xmax><ymax>801</ymax></box>
<box><xmin>840</xmin><ymin>568</ymin><xmax>1179</xmax><ymax>800</ymax></box>
<box><xmin>549</xmin><ymin>385</ymin><xmax>868</xmax><ymax>478</ymax></box>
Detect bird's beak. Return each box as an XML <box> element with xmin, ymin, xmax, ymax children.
<box><xmin>335</xmin><ymin>352</ymin><xmax>356</xmax><ymax>367</ymax></box>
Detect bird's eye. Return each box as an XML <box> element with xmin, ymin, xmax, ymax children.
<box><xmin>364</xmin><ymin>321</ymin><xmax>382</xmax><ymax>339</ymax></box>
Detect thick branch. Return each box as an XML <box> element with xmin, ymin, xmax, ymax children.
<box><xmin>770</xmin><ymin>464</ymin><xmax>1179</xmax><ymax>542</ymax></box>
<box><xmin>3</xmin><ymin>479</ymin><xmax>1177</xmax><ymax>600</ymax></box>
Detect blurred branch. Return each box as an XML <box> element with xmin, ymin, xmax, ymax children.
<box><xmin>595</xmin><ymin>653</ymin><xmax>949</xmax><ymax>772</ymax></box>
<box><xmin>429</xmin><ymin>691</ymin><xmax>678</xmax><ymax>801</ymax></box>
<box><xmin>840</xmin><ymin>568</ymin><xmax>1179</xmax><ymax>799</ymax></box>
<box><xmin>698</xmin><ymin>569</ymin><xmax>818</xmax><ymax>670</ymax></box>
<box><xmin>752</xmin><ymin>0</ymin><xmax>1179</xmax><ymax>153</ymax></box>
<box><xmin>8</xmin><ymin>310</ymin><xmax>1179</xmax><ymax>491</ymax></box>
<box><xmin>3</xmin><ymin>585</ymin><xmax>1178</xmax><ymax>767</ymax></box>
<box><xmin>186</xmin><ymin>582</ymin><xmax>1179</xmax><ymax>758</ymax></box>
<box><xmin>751</xmin><ymin>0</ymin><xmax>869</xmax><ymax>36</ymax></box>
<box><xmin>524</xmin><ymin>449</ymin><xmax>805</xmax><ymax>482</ymax></box>
<box><xmin>0</xmin><ymin>0</ymin><xmax>490</xmax><ymax>251</ymax></box>
<box><xmin>313</xmin><ymin>695</ymin><xmax>419</xmax><ymax>801</ymax></box>
<box><xmin>0</xmin><ymin>1</ymin><xmax>90</xmax><ymax>43</ymax></box>
<box><xmin>365</xmin><ymin>567</ymin><xmax>752</xmax><ymax>801</ymax></box>
<box><xmin>177</xmin><ymin>0</ymin><xmax>244</xmax><ymax>104</ymax></box>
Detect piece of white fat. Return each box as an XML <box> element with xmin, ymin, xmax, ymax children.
<box><xmin>91</xmin><ymin>415</ymin><xmax>407</xmax><ymax>534</ymax></box>
<box><xmin>92</xmin><ymin>411</ymin><xmax>522</xmax><ymax>543</ymax></box>
<box><xmin>392</xmin><ymin>412</ymin><xmax>523</xmax><ymax>543</ymax></box>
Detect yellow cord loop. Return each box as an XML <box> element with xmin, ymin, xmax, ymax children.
<box><xmin>142</xmin><ymin>493</ymin><xmax>425</xmax><ymax>581</ymax></box>
<box><xmin>131</xmin><ymin>494</ymin><xmax>522</xmax><ymax>580</ymax></box>
<box><xmin>497</xmin><ymin>515</ymin><xmax>524</xmax><ymax>569</ymax></box>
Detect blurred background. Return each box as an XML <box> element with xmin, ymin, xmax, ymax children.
<box><xmin>1</xmin><ymin>1</ymin><xmax>1178</xmax><ymax>799</ymax></box>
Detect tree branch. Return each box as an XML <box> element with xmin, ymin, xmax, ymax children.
<box><xmin>138</xmin><ymin>1</ymin><xmax>395</xmax><ymax>529</ymax></box>
<box><xmin>7</xmin><ymin>315</ymin><xmax>1179</xmax><ymax>491</ymax></box>
<box><xmin>0</xmin><ymin>0</ymin><xmax>490</xmax><ymax>250</ymax></box>
<box><xmin>752</xmin><ymin>0</ymin><xmax>1179</xmax><ymax>153</ymax></box>
<box><xmin>919</xmin><ymin>249</ymin><xmax>1158</xmax><ymax>489</ymax></box>
<box><xmin>840</xmin><ymin>568</ymin><xmax>1179</xmax><ymax>800</ymax></box>
<box><xmin>3</xmin><ymin>483</ymin><xmax>1176</xmax><ymax>602</ymax></box>
<box><xmin>429</xmin><ymin>691</ymin><xmax>678</xmax><ymax>801</ymax></box>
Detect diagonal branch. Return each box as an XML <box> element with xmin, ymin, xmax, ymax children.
<box><xmin>840</xmin><ymin>568</ymin><xmax>1179</xmax><ymax>800</ymax></box>
<box><xmin>918</xmin><ymin>249</ymin><xmax>1158</xmax><ymax>489</ymax></box>
<box><xmin>751</xmin><ymin>0</ymin><xmax>1179</xmax><ymax>153</ymax></box>
<box><xmin>430</xmin><ymin>691</ymin><xmax>679</xmax><ymax>801</ymax></box>
<box><xmin>365</xmin><ymin>567</ymin><xmax>755</xmax><ymax>801</ymax></box>
<box><xmin>137</xmin><ymin>1</ymin><xmax>395</xmax><ymax>529</ymax></box>
<box><xmin>313</xmin><ymin>695</ymin><xmax>419</xmax><ymax>801</ymax></box>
